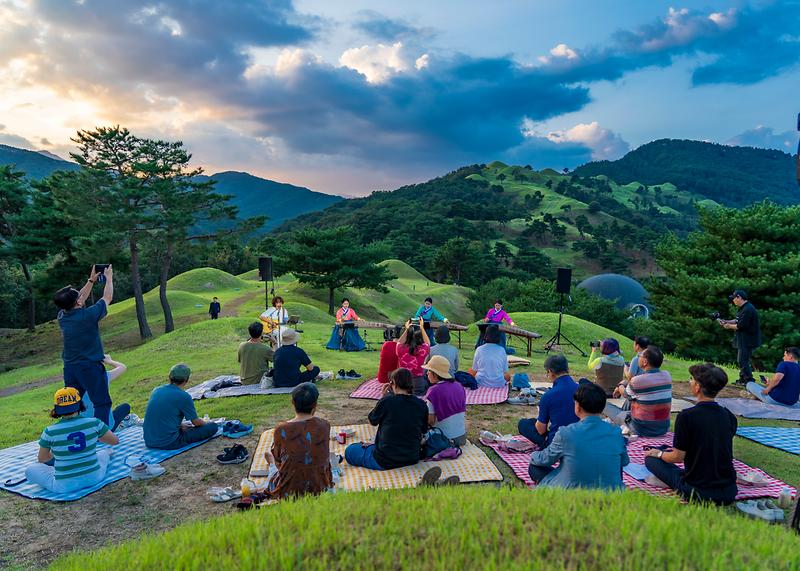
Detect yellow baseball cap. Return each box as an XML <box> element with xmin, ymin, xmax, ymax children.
<box><xmin>54</xmin><ymin>387</ymin><xmax>82</xmax><ymax>414</ymax></box>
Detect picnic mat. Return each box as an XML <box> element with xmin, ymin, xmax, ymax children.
<box><xmin>249</xmin><ymin>424</ymin><xmax>502</xmax><ymax>491</ymax></box>
<box><xmin>349</xmin><ymin>378</ymin><xmax>509</xmax><ymax>405</ymax></box>
<box><xmin>0</xmin><ymin>426</ymin><xmax>220</xmax><ymax>501</ymax></box>
<box><xmin>187</xmin><ymin>375</ymin><xmax>294</xmax><ymax>400</ymax></box>
<box><xmin>710</xmin><ymin>398</ymin><xmax>800</xmax><ymax>421</ymax></box>
<box><xmin>736</xmin><ymin>427</ymin><xmax>800</xmax><ymax>455</ymax></box>
<box><xmin>485</xmin><ymin>433</ymin><xmax>793</xmax><ymax>500</ymax></box>
<box><xmin>606</xmin><ymin>398</ymin><xmax>694</xmax><ymax>413</ymax></box>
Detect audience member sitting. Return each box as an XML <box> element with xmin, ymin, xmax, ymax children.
<box><xmin>644</xmin><ymin>363</ymin><xmax>738</xmax><ymax>505</ymax></box>
<box><xmin>26</xmin><ymin>387</ymin><xmax>119</xmax><ymax>493</ymax></box>
<box><xmin>588</xmin><ymin>337</ymin><xmax>626</xmax><ymax>395</ymax></box>
<box><xmin>428</xmin><ymin>325</ymin><xmax>460</xmax><ymax>378</ymax></box>
<box><xmin>272</xmin><ymin>329</ymin><xmax>320</xmax><ymax>388</ymax></box>
<box><xmin>625</xmin><ymin>336</ymin><xmax>651</xmax><ymax>380</ymax></box>
<box><xmin>396</xmin><ymin>320</ymin><xmax>431</xmax><ymax>396</ymax></box>
<box><xmin>518</xmin><ymin>354</ymin><xmax>579</xmax><ymax>449</ymax></box>
<box><xmin>345</xmin><ymin>368</ymin><xmax>428</xmax><ymax>471</ymax></box>
<box><xmin>143</xmin><ymin>364</ymin><xmax>219</xmax><ymax>450</ymax></box>
<box><xmin>377</xmin><ymin>326</ymin><xmax>402</xmax><ymax>384</ymax></box>
<box><xmin>528</xmin><ymin>383</ymin><xmax>629</xmax><ymax>489</ymax></box>
<box><xmin>238</xmin><ymin>322</ymin><xmax>275</xmax><ymax>386</ymax></box>
<box><xmin>264</xmin><ymin>383</ymin><xmax>333</xmax><ymax>498</ymax></box>
<box><xmin>471</xmin><ymin>325</ymin><xmax>510</xmax><ymax>388</ymax></box>
<box><xmin>747</xmin><ymin>346</ymin><xmax>800</xmax><ymax>407</ymax></box>
<box><xmin>422</xmin><ymin>355</ymin><xmax>467</xmax><ymax>446</ymax></box>
<box><xmin>605</xmin><ymin>346</ymin><xmax>672</xmax><ymax>436</ymax></box>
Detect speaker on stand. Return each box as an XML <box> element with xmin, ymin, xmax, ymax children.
<box><xmin>544</xmin><ymin>268</ymin><xmax>586</xmax><ymax>356</ymax></box>
<box><xmin>259</xmin><ymin>256</ymin><xmax>280</xmax><ymax>345</ymax></box>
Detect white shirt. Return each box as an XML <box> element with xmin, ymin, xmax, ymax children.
<box><xmin>472</xmin><ymin>343</ymin><xmax>509</xmax><ymax>388</ymax></box>
<box><xmin>260</xmin><ymin>307</ymin><xmax>288</xmax><ymax>324</ymax></box>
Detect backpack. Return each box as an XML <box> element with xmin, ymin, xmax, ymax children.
<box><xmin>454</xmin><ymin>370</ymin><xmax>478</xmax><ymax>390</ymax></box>
<box><xmin>423</xmin><ymin>427</ymin><xmax>459</xmax><ymax>458</ymax></box>
<box><xmin>512</xmin><ymin>373</ymin><xmax>531</xmax><ymax>389</ymax></box>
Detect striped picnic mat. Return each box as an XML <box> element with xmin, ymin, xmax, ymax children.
<box><xmin>249</xmin><ymin>424</ymin><xmax>503</xmax><ymax>491</ymax></box>
<box><xmin>349</xmin><ymin>378</ymin><xmax>509</xmax><ymax>405</ymax></box>
<box><xmin>0</xmin><ymin>426</ymin><xmax>220</xmax><ymax>501</ymax></box>
<box><xmin>486</xmin><ymin>432</ymin><xmax>794</xmax><ymax>500</ymax></box>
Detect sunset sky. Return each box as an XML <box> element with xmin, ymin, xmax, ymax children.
<box><xmin>0</xmin><ymin>0</ymin><xmax>798</xmax><ymax>195</ymax></box>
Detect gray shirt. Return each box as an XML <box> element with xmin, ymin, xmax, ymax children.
<box><xmin>428</xmin><ymin>343</ymin><xmax>460</xmax><ymax>377</ymax></box>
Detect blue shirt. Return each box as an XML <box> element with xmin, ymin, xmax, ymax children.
<box><xmin>536</xmin><ymin>375</ymin><xmax>579</xmax><ymax>445</ymax></box>
<box><xmin>771</xmin><ymin>361</ymin><xmax>800</xmax><ymax>406</ymax></box>
<box><xmin>58</xmin><ymin>300</ymin><xmax>107</xmax><ymax>364</ymax></box>
<box><xmin>273</xmin><ymin>345</ymin><xmax>312</xmax><ymax>388</ymax></box>
<box><xmin>530</xmin><ymin>416</ymin><xmax>629</xmax><ymax>490</ymax></box>
<box><xmin>143</xmin><ymin>384</ymin><xmax>199</xmax><ymax>448</ymax></box>
<box><xmin>628</xmin><ymin>353</ymin><xmax>643</xmax><ymax>377</ymax></box>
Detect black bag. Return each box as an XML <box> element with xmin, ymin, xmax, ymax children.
<box><xmin>423</xmin><ymin>427</ymin><xmax>456</xmax><ymax>458</ymax></box>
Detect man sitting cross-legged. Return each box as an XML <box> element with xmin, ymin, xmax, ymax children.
<box><xmin>272</xmin><ymin>329</ymin><xmax>320</xmax><ymax>388</ymax></box>
<box><xmin>528</xmin><ymin>383</ymin><xmax>629</xmax><ymax>489</ymax></box>
<box><xmin>345</xmin><ymin>368</ymin><xmax>429</xmax><ymax>471</ymax></box>
<box><xmin>644</xmin><ymin>363</ymin><xmax>738</xmax><ymax>505</ymax></box>
<box><xmin>264</xmin><ymin>382</ymin><xmax>333</xmax><ymax>498</ymax></box>
<box><xmin>518</xmin><ymin>354</ymin><xmax>579</xmax><ymax>449</ymax></box>
<box><xmin>238</xmin><ymin>322</ymin><xmax>275</xmax><ymax>386</ymax></box>
<box><xmin>604</xmin><ymin>345</ymin><xmax>672</xmax><ymax>437</ymax></box>
<box><xmin>746</xmin><ymin>346</ymin><xmax>800</xmax><ymax>407</ymax></box>
<box><xmin>143</xmin><ymin>364</ymin><xmax>219</xmax><ymax>450</ymax></box>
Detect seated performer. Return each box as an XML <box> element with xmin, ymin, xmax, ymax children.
<box><xmin>325</xmin><ymin>298</ymin><xmax>366</xmax><ymax>352</ymax></box>
<box><xmin>477</xmin><ymin>299</ymin><xmax>515</xmax><ymax>348</ymax></box>
<box><xmin>415</xmin><ymin>297</ymin><xmax>448</xmax><ymax>346</ymax></box>
<box><xmin>518</xmin><ymin>354</ymin><xmax>579</xmax><ymax>449</ymax></box>
<box><xmin>377</xmin><ymin>326</ymin><xmax>402</xmax><ymax>384</ymax></box>
<box><xmin>344</xmin><ymin>368</ymin><xmax>428</xmax><ymax>471</ymax></box>
<box><xmin>528</xmin><ymin>383</ymin><xmax>628</xmax><ymax>489</ymax></box>
<box><xmin>471</xmin><ymin>325</ymin><xmax>510</xmax><ymax>388</ymax></box>
<box><xmin>645</xmin><ymin>363</ymin><xmax>738</xmax><ymax>505</ymax></box>
<box><xmin>747</xmin><ymin>346</ymin><xmax>800</xmax><ymax>407</ymax></box>
<box><xmin>260</xmin><ymin>296</ymin><xmax>289</xmax><ymax>346</ymax></box>
<box><xmin>588</xmin><ymin>338</ymin><xmax>626</xmax><ymax>396</ymax></box>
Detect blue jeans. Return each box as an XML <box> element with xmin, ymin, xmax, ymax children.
<box><xmin>518</xmin><ymin>418</ymin><xmax>547</xmax><ymax>449</ymax></box>
<box><xmin>64</xmin><ymin>361</ymin><xmax>112</xmax><ymax>427</ymax></box>
<box><xmin>344</xmin><ymin>443</ymin><xmax>385</xmax><ymax>471</ymax></box>
<box><xmin>746</xmin><ymin>382</ymin><xmax>794</xmax><ymax>407</ymax></box>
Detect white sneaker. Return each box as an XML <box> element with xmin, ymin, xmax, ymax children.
<box><xmin>757</xmin><ymin>500</ymin><xmax>785</xmax><ymax>522</ymax></box>
<box><xmin>737</xmin><ymin>500</ymin><xmax>777</xmax><ymax>522</ymax></box>
<box><xmin>130</xmin><ymin>463</ymin><xmax>166</xmax><ymax>481</ymax></box>
<box><xmin>118</xmin><ymin>413</ymin><xmax>143</xmax><ymax>430</ymax></box>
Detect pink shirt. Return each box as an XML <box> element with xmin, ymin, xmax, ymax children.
<box><xmin>485</xmin><ymin>308</ymin><xmax>512</xmax><ymax>324</ymax></box>
<box><xmin>336</xmin><ymin>307</ymin><xmax>360</xmax><ymax>321</ymax></box>
<box><xmin>396</xmin><ymin>343</ymin><xmax>430</xmax><ymax>377</ymax></box>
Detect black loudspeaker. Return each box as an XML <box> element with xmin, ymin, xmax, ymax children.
<box><xmin>258</xmin><ymin>257</ymin><xmax>273</xmax><ymax>282</ymax></box>
<box><xmin>555</xmin><ymin>268</ymin><xmax>572</xmax><ymax>294</ymax></box>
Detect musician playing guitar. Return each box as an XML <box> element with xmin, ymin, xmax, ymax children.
<box><xmin>414</xmin><ymin>297</ymin><xmax>448</xmax><ymax>347</ymax></box>
<box><xmin>260</xmin><ymin>296</ymin><xmax>289</xmax><ymax>343</ymax></box>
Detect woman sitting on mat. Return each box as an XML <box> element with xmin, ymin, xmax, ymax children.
<box><xmin>428</xmin><ymin>325</ymin><xmax>460</xmax><ymax>378</ymax></box>
<box><xmin>325</xmin><ymin>298</ymin><xmax>365</xmax><ymax>352</ymax></box>
<box><xmin>344</xmin><ymin>368</ymin><xmax>429</xmax><ymax>471</ymax></box>
<box><xmin>587</xmin><ymin>338</ymin><xmax>626</xmax><ymax>396</ymax></box>
<box><xmin>25</xmin><ymin>387</ymin><xmax>119</xmax><ymax>494</ymax></box>
<box><xmin>377</xmin><ymin>326</ymin><xmax>403</xmax><ymax>383</ymax></box>
<box><xmin>422</xmin><ymin>355</ymin><xmax>467</xmax><ymax>446</ymax></box>
<box><xmin>396</xmin><ymin>319</ymin><xmax>431</xmax><ymax>396</ymax></box>
<box><xmin>265</xmin><ymin>382</ymin><xmax>333</xmax><ymax>498</ymax></box>
<box><xmin>471</xmin><ymin>325</ymin><xmax>511</xmax><ymax>388</ymax></box>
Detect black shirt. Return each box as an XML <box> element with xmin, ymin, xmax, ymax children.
<box><xmin>673</xmin><ymin>402</ymin><xmax>737</xmax><ymax>490</ymax></box>
<box><xmin>368</xmin><ymin>394</ymin><xmax>429</xmax><ymax>469</ymax></box>
<box><xmin>209</xmin><ymin>301</ymin><xmax>221</xmax><ymax>315</ymax></box>
<box><xmin>735</xmin><ymin>302</ymin><xmax>761</xmax><ymax>348</ymax></box>
<box><xmin>273</xmin><ymin>345</ymin><xmax>312</xmax><ymax>387</ymax></box>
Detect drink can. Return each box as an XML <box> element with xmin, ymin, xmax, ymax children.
<box><xmin>338</xmin><ymin>431</ymin><xmax>347</xmax><ymax>445</ymax></box>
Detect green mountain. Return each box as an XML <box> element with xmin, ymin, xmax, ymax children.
<box><xmin>0</xmin><ymin>144</ymin><xmax>78</xmax><ymax>178</ymax></box>
<box><xmin>573</xmin><ymin>139</ymin><xmax>799</xmax><ymax>207</ymax></box>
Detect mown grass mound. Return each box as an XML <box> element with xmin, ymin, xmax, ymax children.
<box><xmin>165</xmin><ymin>267</ymin><xmax>250</xmax><ymax>293</ymax></box>
<box><xmin>52</xmin><ymin>486</ymin><xmax>800</xmax><ymax>570</ymax></box>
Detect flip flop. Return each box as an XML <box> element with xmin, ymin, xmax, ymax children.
<box><xmin>210</xmin><ymin>487</ymin><xmax>242</xmax><ymax>503</ymax></box>
<box><xmin>439</xmin><ymin>475</ymin><xmax>461</xmax><ymax>486</ymax></box>
<box><xmin>4</xmin><ymin>476</ymin><xmax>26</xmax><ymax>487</ymax></box>
<box><xmin>419</xmin><ymin>466</ymin><xmax>442</xmax><ymax>486</ymax></box>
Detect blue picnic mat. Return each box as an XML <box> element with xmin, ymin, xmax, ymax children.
<box><xmin>0</xmin><ymin>425</ymin><xmax>220</xmax><ymax>501</ymax></box>
<box><xmin>736</xmin><ymin>427</ymin><xmax>800</xmax><ymax>455</ymax></box>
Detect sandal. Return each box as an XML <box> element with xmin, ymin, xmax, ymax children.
<box><xmin>419</xmin><ymin>466</ymin><xmax>442</xmax><ymax>486</ymax></box>
<box><xmin>209</xmin><ymin>487</ymin><xmax>242</xmax><ymax>503</ymax></box>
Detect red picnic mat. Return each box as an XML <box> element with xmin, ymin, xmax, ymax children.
<box><xmin>485</xmin><ymin>433</ymin><xmax>795</xmax><ymax>500</ymax></box>
<box><xmin>349</xmin><ymin>378</ymin><xmax>509</xmax><ymax>405</ymax></box>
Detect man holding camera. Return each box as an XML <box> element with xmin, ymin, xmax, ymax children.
<box><xmin>54</xmin><ymin>265</ymin><xmax>128</xmax><ymax>430</ymax></box>
<box><xmin>717</xmin><ymin>289</ymin><xmax>761</xmax><ymax>387</ymax></box>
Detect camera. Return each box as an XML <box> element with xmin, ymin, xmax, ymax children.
<box><xmin>709</xmin><ymin>311</ymin><xmax>721</xmax><ymax>320</ymax></box>
<box><xmin>94</xmin><ymin>264</ymin><xmax>110</xmax><ymax>284</ymax></box>
<box><xmin>589</xmin><ymin>340</ymin><xmax>601</xmax><ymax>348</ymax></box>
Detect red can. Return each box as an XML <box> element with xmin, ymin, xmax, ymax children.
<box><xmin>337</xmin><ymin>431</ymin><xmax>347</xmax><ymax>445</ymax></box>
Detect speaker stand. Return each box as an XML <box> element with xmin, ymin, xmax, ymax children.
<box><xmin>544</xmin><ymin>293</ymin><xmax>586</xmax><ymax>357</ymax></box>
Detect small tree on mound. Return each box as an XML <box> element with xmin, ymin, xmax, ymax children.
<box><xmin>272</xmin><ymin>226</ymin><xmax>395</xmax><ymax>315</ymax></box>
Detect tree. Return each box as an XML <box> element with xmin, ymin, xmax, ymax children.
<box><xmin>513</xmin><ymin>246</ymin><xmax>552</xmax><ymax>278</ymax></box>
<box><xmin>560</xmin><ymin>203</ymin><xmax>572</xmax><ymax>213</ymax></box>
<box><xmin>492</xmin><ymin>241</ymin><xmax>513</xmax><ymax>267</ymax></box>
<box><xmin>574</xmin><ymin>214</ymin><xmax>591</xmax><ymax>238</ymax></box>
<box><xmin>273</xmin><ymin>226</ymin><xmax>395</xmax><ymax>315</ymax></box>
<box><xmin>0</xmin><ymin>167</ymin><xmax>36</xmax><ymax>330</ymax></box>
<box><xmin>431</xmin><ymin>237</ymin><xmax>493</xmax><ymax>286</ymax></box>
<box><xmin>588</xmin><ymin>200</ymin><xmax>602</xmax><ymax>213</ymax></box>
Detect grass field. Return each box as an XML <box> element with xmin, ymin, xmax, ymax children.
<box><xmin>0</xmin><ymin>263</ymin><xmax>798</xmax><ymax>569</ymax></box>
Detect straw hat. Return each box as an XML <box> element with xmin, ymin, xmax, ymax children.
<box><xmin>422</xmin><ymin>355</ymin><xmax>452</xmax><ymax>379</ymax></box>
<box><xmin>281</xmin><ymin>328</ymin><xmax>300</xmax><ymax>345</ymax></box>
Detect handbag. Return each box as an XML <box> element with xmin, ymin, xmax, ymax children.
<box><xmin>422</xmin><ymin>427</ymin><xmax>457</xmax><ymax>458</ymax></box>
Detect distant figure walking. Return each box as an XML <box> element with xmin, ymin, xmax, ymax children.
<box><xmin>209</xmin><ymin>297</ymin><xmax>221</xmax><ymax>320</ymax></box>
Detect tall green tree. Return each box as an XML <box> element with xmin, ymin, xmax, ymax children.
<box><xmin>272</xmin><ymin>226</ymin><xmax>395</xmax><ymax>315</ymax></box>
<box><xmin>651</xmin><ymin>201</ymin><xmax>800</xmax><ymax>365</ymax></box>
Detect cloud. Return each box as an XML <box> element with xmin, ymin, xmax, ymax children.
<box><xmin>543</xmin><ymin>122</ymin><xmax>629</xmax><ymax>161</ymax></box>
<box><xmin>353</xmin><ymin>10</ymin><xmax>431</xmax><ymax>42</ymax></box>
<box><xmin>339</xmin><ymin>42</ymin><xmax>411</xmax><ymax>83</ymax></box>
<box><xmin>726</xmin><ymin>126</ymin><xmax>798</xmax><ymax>153</ymax></box>
<box><xmin>518</xmin><ymin>120</ymin><xmax>629</xmax><ymax>165</ymax></box>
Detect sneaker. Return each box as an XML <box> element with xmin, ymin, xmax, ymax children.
<box><xmin>419</xmin><ymin>466</ymin><xmax>442</xmax><ymax>486</ymax></box>
<box><xmin>217</xmin><ymin>444</ymin><xmax>249</xmax><ymax>465</ymax></box>
<box><xmin>757</xmin><ymin>500</ymin><xmax>785</xmax><ymax>523</ymax></box>
<box><xmin>316</xmin><ymin>371</ymin><xmax>334</xmax><ymax>381</ymax></box>
<box><xmin>130</xmin><ymin>462</ymin><xmax>166</xmax><ymax>481</ymax></box>
<box><xmin>118</xmin><ymin>413</ymin><xmax>144</xmax><ymax>430</ymax></box>
<box><xmin>337</xmin><ymin>369</ymin><xmax>347</xmax><ymax>379</ymax></box>
<box><xmin>736</xmin><ymin>500</ymin><xmax>776</xmax><ymax>522</ymax></box>
<box><xmin>507</xmin><ymin>395</ymin><xmax>537</xmax><ymax>405</ymax></box>
<box><xmin>346</xmin><ymin>369</ymin><xmax>362</xmax><ymax>379</ymax></box>
<box><xmin>737</xmin><ymin>470</ymin><xmax>770</xmax><ymax>486</ymax></box>
<box><xmin>439</xmin><ymin>475</ymin><xmax>460</xmax><ymax>486</ymax></box>
<box><xmin>223</xmin><ymin>421</ymin><xmax>254</xmax><ymax>439</ymax></box>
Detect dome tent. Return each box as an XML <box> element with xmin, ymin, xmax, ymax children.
<box><xmin>577</xmin><ymin>273</ymin><xmax>649</xmax><ymax>313</ymax></box>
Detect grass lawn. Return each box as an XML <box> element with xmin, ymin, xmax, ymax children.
<box><xmin>52</xmin><ymin>486</ymin><xmax>800</xmax><ymax>570</ymax></box>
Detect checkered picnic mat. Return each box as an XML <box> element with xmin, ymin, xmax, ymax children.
<box><xmin>349</xmin><ymin>378</ymin><xmax>509</xmax><ymax>405</ymax></box>
<box><xmin>486</xmin><ymin>432</ymin><xmax>794</xmax><ymax>500</ymax></box>
<box><xmin>0</xmin><ymin>426</ymin><xmax>221</xmax><ymax>501</ymax></box>
<box><xmin>736</xmin><ymin>427</ymin><xmax>800</xmax><ymax>455</ymax></box>
<box><xmin>249</xmin><ymin>424</ymin><xmax>503</xmax><ymax>491</ymax></box>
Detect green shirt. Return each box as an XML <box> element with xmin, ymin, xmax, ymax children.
<box><xmin>39</xmin><ymin>415</ymin><xmax>109</xmax><ymax>481</ymax></box>
<box><xmin>238</xmin><ymin>341</ymin><xmax>274</xmax><ymax>385</ymax></box>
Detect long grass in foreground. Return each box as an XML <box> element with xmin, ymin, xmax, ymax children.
<box><xmin>52</xmin><ymin>486</ymin><xmax>800</xmax><ymax>570</ymax></box>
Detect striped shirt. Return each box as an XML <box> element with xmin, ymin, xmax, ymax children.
<box><xmin>38</xmin><ymin>415</ymin><xmax>108</xmax><ymax>481</ymax></box>
<box><xmin>626</xmin><ymin>369</ymin><xmax>672</xmax><ymax>430</ymax></box>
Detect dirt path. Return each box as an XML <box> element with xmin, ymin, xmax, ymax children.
<box><xmin>0</xmin><ymin>375</ymin><xmax>61</xmax><ymax>398</ymax></box>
